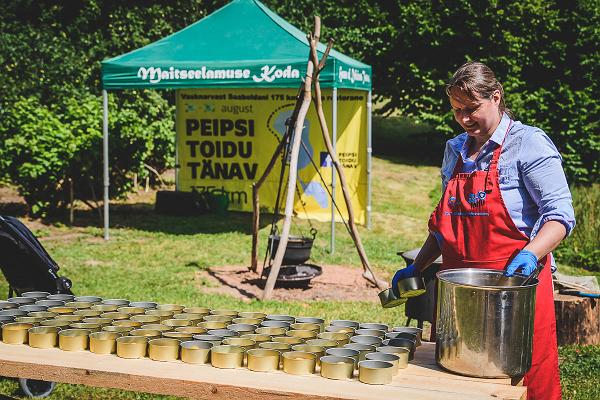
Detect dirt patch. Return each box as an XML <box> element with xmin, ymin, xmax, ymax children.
<box><xmin>0</xmin><ymin>185</ymin><xmax>28</xmax><ymax>215</ymax></box>
<box><xmin>197</xmin><ymin>264</ymin><xmax>384</xmax><ymax>303</ymax></box>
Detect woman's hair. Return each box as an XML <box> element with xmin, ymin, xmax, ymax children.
<box><xmin>446</xmin><ymin>61</ymin><xmax>512</xmax><ymax>117</ymax></box>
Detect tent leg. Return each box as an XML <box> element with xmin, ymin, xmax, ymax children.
<box><xmin>102</xmin><ymin>90</ymin><xmax>110</xmax><ymax>240</ymax></box>
<box><xmin>175</xmin><ymin>90</ymin><xmax>180</xmax><ymax>191</ymax></box>
<box><xmin>367</xmin><ymin>90</ymin><xmax>372</xmax><ymax>229</ymax></box>
<box><xmin>330</xmin><ymin>87</ymin><xmax>337</xmax><ymax>254</ymax></box>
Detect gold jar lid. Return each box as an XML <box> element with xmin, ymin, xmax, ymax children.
<box><xmin>290</xmin><ymin>322</ymin><xmax>320</xmax><ymax>332</ymax></box>
<box><xmin>65</xmin><ymin>301</ymin><xmax>94</xmax><ymax>309</ymax></box>
<box><xmin>100</xmin><ymin>312</ymin><xmax>130</xmax><ymax>320</ymax></box>
<box><xmin>73</xmin><ymin>309</ymin><xmax>103</xmax><ymax>317</ymax></box>
<box><xmin>247</xmin><ymin>349</ymin><xmax>280</xmax><ymax>372</ymax></box>
<box><xmin>140</xmin><ymin>323</ymin><xmax>170</xmax><ymax>332</ymax></box>
<box><xmin>320</xmin><ymin>355</ymin><xmax>355</xmax><ymax>380</ymax></box>
<box><xmin>55</xmin><ymin>315</ymin><xmax>84</xmax><ymax>322</ymax></box>
<box><xmin>2</xmin><ymin>322</ymin><xmax>34</xmax><ymax>344</ymax></box>
<box><xmin>148</xmin><ymin>338</ymin><xmax>180</xmax><ymax>362</ymax></box>
<box><xmin>163</xmin><ymin>331</ymin><xmax>193</xmax><ymax>340</ymax></box>
<box><xmin>182</xmin><ymin>307</ymin><xmax>210</xmax><ymax>315</ymax></box>
<box><xmin>58</xmin><ymin>328</ymin><xmax>91</xmax><ymax>351</ymax></box>
<box><xmin>272</xmin><ymin>336</ymin><xmax>303</xmax><ymax>345</ymax></box>
<box><xmin>281</xmin><ymin>351</ymin><xmax>316</xmax><ymax>375</ymax></box>
<box><xmin>90</xmin><ymin>304</ymin><xmax>119</xmax><ymax>312</ymax></box>
<box><xmin>358</xmin><ymin>360</ymin><xmax>394</xmax><ymax>385</ymax></box>
<box><xmin>175</xmin><ymin>326</ymin><xmax>207</xmax><ymax>335</ymax></box>
<box><xmin>116</xmin><ymin>336</ymin><xmax>147</xmax><ymax>359</ymax></box>
<box><xmin>259</xmin><ymin>341</ymin><xmax>291</xmax><ymax>351</ymax></box>
<box><xmin>180</xmin><ymin>340</ymin><xmax>213</xmax><ymax>364</ymax></box>
<box><xmin>209</xmin><ymin>309</ymin><xmax>238</xmax><ymax>317</ymax></box>
<box><xmin>255</xmin><ymin>327</ymin><xmax>287</xmax><ymax>336</ymax></box>
<box><xmin>222</xmin><ymin>337</ymin><xmax>255</xmax><ymax>351</ymax></box>
<box><xmin>112</xmin><ymin>320</ymin><xmax>142</xmax><ymax>328</ymax></box>
<box><xmin>210</xmin><ymin>345</ymin><xmax>245</xmax><ymax>369</ymax></box>
<box><xmin>157</xmin><ymin>304</ymin><xmax>185</xmax><ymax>313</ymax></box>
<box><xmin>28</xmin><ymin>326</ymin><xmax>60</xmax><ymax>349</ymax></box>
<box><xmin>286</xmin><ymin>329</ymin><xmax>317</xmax><ymax>340</ymax></box>
<box><xmin>318</xmin><ymin>331</ymin><xmax>350</xmax><ymax>345</ymax></box>
<box><xmin>116</xmin><ymin>306</ymin><xmax>146</xmax><ymax>315</ymax></box>
<box><xmin>48</xmin><ymin>306</ymin><xmax>77</xmax><ymax>315</ymax></box>
<box><xmin>237</xmin><ymin>311</ymin><xmax>266</xmax><ymax>320</ymax></box>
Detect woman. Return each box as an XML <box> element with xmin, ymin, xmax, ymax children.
<box><xmin>392</xmin><ymin>61</ymin><xmax>575</xmax><ymax>400</ymax></box>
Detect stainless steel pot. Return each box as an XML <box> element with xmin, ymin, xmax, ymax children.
<box><xmin>436</xmin><ymin>268</ymin><xmax>537</xmax><ymax>378</ymax></box>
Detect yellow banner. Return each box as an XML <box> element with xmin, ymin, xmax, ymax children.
<box><xmin>176</xmin><ymin>88</ymin><xmax>367</xmax><ymax>224</ymax></box>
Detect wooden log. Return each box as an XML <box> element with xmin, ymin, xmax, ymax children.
<box><xmin>250</xmin><ymin>84</ymin><xmax>304</xmax><ymax>273</ymax></box>
<box><xmin>262</xmin><ymin>59</ymin><xmax>315</xmax><ymax>300</ymax></box>
<box><xmin>307</xmin><ymin>26</ymin><xmax>386</xmax><ymax>290</ymax></box>
<box><xmin>554</xmin><ymin>293</ymin><xmax>600</xmax><ymax>345</ymax></box>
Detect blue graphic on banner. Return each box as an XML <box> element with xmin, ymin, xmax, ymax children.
<box><xmin>320</xmin><ymin>151</ymin><xmax>332</xmax><ymax>167</ymax></box>
<box><xmin>274</xmin><ymin>109</ymin><xmax>328</xmax><ymax>209</ymax></box>
<box><xmin>299</xmin><ymin>179</ymin><xmax>329</xmax><ymax>208</ymax></box>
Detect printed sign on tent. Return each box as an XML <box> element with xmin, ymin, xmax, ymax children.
<box><xmin>176</xmin><ymin>88</ymin><xmax>368</xmax><ymax>224</ymax></box>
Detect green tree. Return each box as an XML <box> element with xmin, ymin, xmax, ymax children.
<box><xmin>267</xmin><ymin>0</ymin><xmax>599</xmax><ymax>182</ymax></box>
<box><xmin>1</xmin><ymin>0</ymin><xmax>598</xmax><ymax>218</ymax></box>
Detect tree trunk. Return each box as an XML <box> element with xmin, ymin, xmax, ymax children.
<box><xmin>262</xmin><ymin>61</ymin><xmax>314</xmax><ymax>300</ymax></box>
<box><xmin>308</xmin><ymin>31</ymin><xmax>385</xmax><ymax>290</ymax></box>
<box><xmin>554</xmin><ymin>293</ymin><xmax>600</xmax><ymax>345</ymax></box>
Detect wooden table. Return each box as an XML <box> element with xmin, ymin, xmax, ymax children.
<box><xmin>0</xmin><ymin>342</ymin><xmax>526</xmax><ymax>400</ymax></box>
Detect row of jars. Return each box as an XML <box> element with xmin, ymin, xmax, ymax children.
<box><xmin>1</xmin><ymin>292</ymin><xmax>422</xmax><ymax>384</ymax></box>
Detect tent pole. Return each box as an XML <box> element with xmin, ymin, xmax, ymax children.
<box><xmin>367</xmin><ymin>90</ymin><xmax>372</xmax><ymax>229</ymax></box>
<box><xmin>102</xmin><ymin>90</ymin><xmax>110</xmax><ymax>240</ymax></box>
<box><xmin>174</xmin><ymin>90</ymin><xmax>180</xmax><ymax>191</ymax></box>
<box><xmin>330</xmin><ymin>87</ymin><xmax>337</xmax><ymax>254</ymax></box>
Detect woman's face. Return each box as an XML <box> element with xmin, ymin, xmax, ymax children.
<box><xmin>449</xmin><ymin>88</ymin><xmax>502</xmax><ymax>140</ymax></box>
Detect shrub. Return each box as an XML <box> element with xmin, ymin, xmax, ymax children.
<box><xmin>554</xmin><ymin>185</ymin><xmax>600</xmax><ymax>272</ymax></box>
<box><xmin>272</xmin><ymin>0</ymin><xmax>600</xmax><ymax>183</ymax></box>
<box><xmin>0</xmin><ymin>92</ymin><xmax>174</xmax><ymax>217</ymax></box>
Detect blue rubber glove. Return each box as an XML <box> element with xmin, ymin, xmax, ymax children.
<box><xmin>504</xmin><ymin>250</ymin><xmax>538</xmax><ymax>277</ymax></box>
<box><xmin>391</xmin><ymin>264</ymin><xmax>419</xmax><ymax>297</ymax></box>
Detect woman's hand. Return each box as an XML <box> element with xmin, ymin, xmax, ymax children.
<box><xmin>391</xmin><ymin>264</ymin><xmax>419</xmax><ymax>296</ymax></box>
<box><xmin>505</xmin><ymin>220</ymin><xmax>567</xmax><ymax>277</ymax></box>
<box><xmin>504</xmin><ymin>250</ymin><xmax>538</xmax><ymax>276</ymax></box>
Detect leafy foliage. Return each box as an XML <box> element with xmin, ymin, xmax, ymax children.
<box><xmin>268</xmin><ymin>0</ymin><xmax>600</xmax><ymax>183</ymax></box>
<box><xmin>0</xmin><ymin>92</ymin><xmax>174</xmax><ymax>216</ymax></box>
<box><xmin>0</xmin><ymin>0</ymin><xmax>206</xmax><ymax>215</ymax></box>
<box><xmin>555</xmin><ymin>184</ymin><xmax>600</xmax><ymax>272</ymax></box>
<box><xmin>0</xmin><ymin>0</ymin><xmax>598</xmax><ymax>217</ymax></box>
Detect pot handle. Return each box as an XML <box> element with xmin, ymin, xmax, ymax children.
<box><xmin>521</xmin><ymin>263</ymin><xmax>544</xmax><ymax>286</ymax></box>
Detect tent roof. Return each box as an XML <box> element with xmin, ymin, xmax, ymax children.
<box><xmin>101</xmin><ymin>0</ymin><xmax>371</xmax><ymax>90</ymax></box>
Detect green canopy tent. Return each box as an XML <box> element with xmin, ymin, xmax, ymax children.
<box><xmin>100</xmin><ymin>0</ymin><xmax>373</xmax><ymax>244</ymax></box>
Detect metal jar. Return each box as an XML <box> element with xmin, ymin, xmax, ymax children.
<box><xmin>436</xmin><ymin>268</ymin><xmax>537</xmax><ymax>378</ymax></box>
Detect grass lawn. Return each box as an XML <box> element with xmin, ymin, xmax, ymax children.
<box><xmin>1</xmin><ymin>116</ymin><xmax>598</xmax><ymax>399</ymax></box>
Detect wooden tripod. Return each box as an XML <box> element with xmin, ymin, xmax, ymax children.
<box><xmin>251</xmin><ymin>17</ymin><xmax>386</xmax><ymax>300</ymax></box>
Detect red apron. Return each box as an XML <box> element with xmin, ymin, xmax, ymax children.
<box><xmin>428</xmin><ymin>122</ymin><xmax>561</xmax><ymax>400</ymax></box>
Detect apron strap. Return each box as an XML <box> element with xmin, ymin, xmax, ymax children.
<box><xmin>484</xmin><ymin>120</ymin><xmax>513</xmax><ymax>192</ymax></box>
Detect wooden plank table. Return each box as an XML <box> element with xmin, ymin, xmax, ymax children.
<box><xmin>0</xmin><ymin>342</ymin><xmax>526</xmax><ymax>400</ymax></box>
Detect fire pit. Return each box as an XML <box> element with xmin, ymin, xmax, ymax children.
<box><xmin>267</xmin><ymin>235</ymin><xmax>314</xmax><ymax>265</ymax></box>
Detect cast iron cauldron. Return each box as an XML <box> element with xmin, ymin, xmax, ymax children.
<box><xmin>268</xmin><ymin>234</ymin><xmax>314</xmax><ymax>265</ymax></box>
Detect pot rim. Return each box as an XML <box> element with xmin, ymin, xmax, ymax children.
<box><xmin>437</xmin><ymin>268</ymin><xmax>539</xmax><ymax>290</ymax></box>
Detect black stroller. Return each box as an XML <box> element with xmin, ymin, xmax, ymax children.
<box><xmin>0</xmin><ymin>215</ymin><xmax>73</xmax><ymax>398</ymax></box>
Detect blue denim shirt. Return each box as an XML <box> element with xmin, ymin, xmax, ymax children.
<box><xmin>440</xmin><ymin>113</ymin><xmax>576</xmax><ymax>241</ymax></box>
